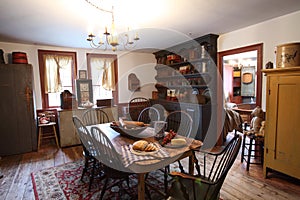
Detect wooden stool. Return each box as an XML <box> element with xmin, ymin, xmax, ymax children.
<box><xmin>241</xmin><ymin>132</ymin><xmax>264</xmax><ymax>171</ymax></box>
<box><xmin>38</xmin><ymin>122</ymin><xmax>59</xmax><ymax>150</ymax></box>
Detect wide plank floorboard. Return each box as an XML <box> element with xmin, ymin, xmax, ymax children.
<box><xmin>0</xmin><ymin>139</ymin><xmax>299</xmax><ymax>200</ymax></box>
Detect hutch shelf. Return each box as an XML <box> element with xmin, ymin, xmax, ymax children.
<box><xmin>152</xmin><ymin>34</ymin><xmax>219</xmax><ymax>141</ymax></box>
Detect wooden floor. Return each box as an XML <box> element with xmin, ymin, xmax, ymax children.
<box><xmin>0</xmin><ymin>140</ymin><xmax>299</xmax><ymax>200</ymax></box>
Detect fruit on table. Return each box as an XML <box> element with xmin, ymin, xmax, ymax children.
<box><xmin>161</xmin><ymin>130</ymin><xmax>177</xmax><ymax>145</ymax></box>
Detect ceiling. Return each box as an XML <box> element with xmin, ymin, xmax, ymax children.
<box><xmin>0</xmin><ymin>0</ymin><xmax>300</xmax><ymax>52</ymax></box>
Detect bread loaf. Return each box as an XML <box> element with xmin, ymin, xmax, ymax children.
<box><xmin>132</xmin><ymin>140</ymin><xmax>149</xmax><ymax>151</ymax></box>
<box><xmin>123</xmin><ymin>120</ymin><xmax>144</xmax><ymax>127</ymax></box>
<box><xmin>132</xmin><ymin>140</ymin><xmax>158</xmax><ymax>152</ymax></box>
<box><xmin>144</xmin><ymin>143</ymin><xmax>158</xmax><ymax>152</ymax></box>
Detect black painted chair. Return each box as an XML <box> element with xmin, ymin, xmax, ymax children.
<box><xmin>137</xmin><ymin>106</ymin><xmax>161</xmax><ymax>124</ymax></box>
<box><xmin>128</xmin><ymin>97</ymin><xmax>151</xmax><ymax>121</ymax></box>
<box><xmin>167</xmin><ymin>134</ymin><xmax>242</xmax><ymax>200</ymax></box>
<box><xmin>162</xmin><ymin>111</ymin><xmax>193</xmax><ymax>195</ymax></box>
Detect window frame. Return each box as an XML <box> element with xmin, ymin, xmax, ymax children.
<box><xmin>38</xmin><ymin>50</ymin><xmax>77</xmax><ymax>109</ymax></box>
<box><xmin>86</xmin><ymin>53</ymin><xmax>119</xmax><ymax>105</ymax></box>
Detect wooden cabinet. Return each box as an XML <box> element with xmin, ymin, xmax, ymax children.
<box><xmin>151</xmin><ymin>34</ymin><xmax>218</xmax><ymax>142</ymax></box>
<box><xmin>153</xmin><ymin>34</ymin><xmax>218</xmax><ymax>103</ymax></box>
<box><xmin>58</xmin><ymin>109</ymin><xmax>83</xmax><ymax>148</ymax></box>
<box><xmin>262</xmin><ymin>67</ymin><xmax>300</xmax><ymax>179</ymax></box>
<box><xmin>0</xmin><ymin>64</ymin><xmax>36</xmax><ymax>155</ymax></box>
<box><xmin>58</xmin><ymin>106</ymin><xmax>118</xmax><ymax>147</ymax></box>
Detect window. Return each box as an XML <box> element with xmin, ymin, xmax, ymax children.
<box><xmin>38</xmin><ymin>50</ymin><xmax>77</xmax><ymax>108</ymax></box>
<box><xmin>87</xmin><ymin>53</ymin><xmax>118</xmax><ymax>105</ymax></box>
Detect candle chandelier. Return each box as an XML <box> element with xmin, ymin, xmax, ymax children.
<box><xmin>85</xmin><ymin>0</ymin><xmax>140</xmax><ymax>51</ymax></box>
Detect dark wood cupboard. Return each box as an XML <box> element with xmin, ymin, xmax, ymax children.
<box><xmin>152</xmin><ymin>34</ymin><xmax>218</xmax><ymax>142</ymax></box>
<box><xmin>0</xmin><ymin>64</ymin><xmax>37</xmax><ymax>155</ymax></box>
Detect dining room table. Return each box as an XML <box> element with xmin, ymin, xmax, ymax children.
<box><xmin>86</xmin><ymin>123</ymin><xmax>203</xmax><ymax>200</ymax></box>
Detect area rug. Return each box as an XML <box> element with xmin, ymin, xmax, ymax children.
<box><xmin>31</xmin><ymin>160</ymin><xmax>168</xmax><ymax>200</ymax></box>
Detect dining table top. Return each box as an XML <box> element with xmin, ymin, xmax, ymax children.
<box><xmin>86</xmin><ymin>122</ymin><xmax>203</xmax><ymax>200</ymax></box>
<box><xmin>86</xmin><ymin>123</ymin><xmax>203</xmax><ymax>173</ymax></box>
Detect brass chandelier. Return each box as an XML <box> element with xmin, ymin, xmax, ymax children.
<box><xmin>85</xmin><ymin>0</ymin><xmax>140</xmax><ymax>51</ymax></box>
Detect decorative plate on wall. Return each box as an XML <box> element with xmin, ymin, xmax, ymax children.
<box><xmin>128</xmin><ymin>73</ymin><xmax>140</xmax><ymax>91</ymax></box>
<box><xmin>242</xmin><ymin>72</ymin><xmax>253</xmax><ymax>84</ymax></box>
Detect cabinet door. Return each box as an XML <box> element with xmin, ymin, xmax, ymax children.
<box><xmin>0</xmin><ymin>64</ymin><xmax>36</xmax><ymax>155</ymax></box>
<box><xmin>185</xmin><ymin>105</ymin><xmax>200</xmax><ymax>139</ymax></box>
<box><xmin>266</xmin><ymin>75</ymin><xmax>300</xmax><ymax>178</ymax></box>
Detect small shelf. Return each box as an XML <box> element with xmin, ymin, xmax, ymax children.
<box><xmin>153</xmin><ymin>34</ymin><xmax>218</xmax><ymax>105</ymax></box>
<box><xmin>167</xmin><ymin>58</ymin><xmax>210</xmax><ymax>67</ymax></box>
<box><xmin>155</xmin><ymin>84</ymin><xmax>207</xmax><ymax>89</ymax></box>
<box><xmin>155</xmin><ymin>59</ymin><xmax>210</xmax><ymax>71</ymax></box>
<box><xmin>156</xmin><ymin>73</ymin><xmax>210</xmax><ymax>81</ymax></box>
<box><xmin>233</xmin><ymin>70</ymin><xmax>241</xmax><ymax>77</ymax></box>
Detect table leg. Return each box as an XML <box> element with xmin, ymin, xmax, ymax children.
<box><xmin>188</xmin><ymin>154</ymin><xmax>195</xmax><ymax>175</ymax></box>
<box><xmin>138</xmin><ymin>173</ymin><xmax>145</xmax><ymax>200</ymax></box>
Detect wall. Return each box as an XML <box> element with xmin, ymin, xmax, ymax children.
<box><xmin>2</xmin><ymin>10</ymin><xmax>299</xmax><ymax>109</ymax></box>
<box><xmin>0</xmin><ymin>42</ymin><xmax>156</xmax><ymax>108</ymax></box>
<box><xmin>218</xmin><ymin>10</ymin><xmax>300</xmax><ymax>109</ymax></box>
<box><xmin>117</xmin><ymin>51</ymin><xmax>157</xmax><ymax>103</ymax></box>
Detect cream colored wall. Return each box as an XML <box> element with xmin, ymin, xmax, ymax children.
<box><xmin>218</xmin><ymin>10</ymin><xmax>300</xmax><ymax>109</ymax></box>
<box><xmin>0</xmin><ymin>42</ymin><xmax>156</xmax><ymax>108</ymax></box>
<box><xmin>117</xmin><ymin>52</ymin><xmax>157</xmax><ymax>103</ymax></box>
<box><xmin>2</xmin><ymin>10</ymin><xmax>299</xmax><ymax>109</ymax></box>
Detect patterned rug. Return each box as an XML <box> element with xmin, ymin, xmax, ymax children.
<box><xmin>31</xmin><ymin>160</ymin><xmax>168</xmax><ymax>200</ymax></box>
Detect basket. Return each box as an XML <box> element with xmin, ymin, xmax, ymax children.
<box><xmin>110</xmin><ymin>124</ymin><xmax>147</xmax><ymax>139</ymax></box>
<box><xmin>276</xmin><ymin>42</ymin><xmax>300</xmax><ymax>68</ymax></box>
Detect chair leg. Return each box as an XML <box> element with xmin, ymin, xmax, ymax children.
<box><xmin>164</xmin><ymin>165</ymin><xmax>170</xmax><ymax>196</ymax></box>
<box><xmin>241</xmin><ymin>134</ymin><xmax>246</xmax><ymax>163</ymax></box>
<box><xmin>193</xmin><ymin>151</ymin><xmax>201</xmax><ymax>176</ymax></box>
<box><xmin>81</xmin><ymin>156</ymin><xmax>89</xmax><ymax>181</ymax></box>
<box><xmin>178</xmin><ymin>160</ymin><xmax>186</xmax><ymax>173</ymax></box>
<box><xmin>88</xmin><ymin>158</ymin><xmax>96</xmax><ymax>191</ymax></box>
<box><xmin>246</xmin><ymin>138</ymin><xmax>253</xmax><ymax>171</ymax></box>
<box><xmin>126</xmin><ymin>177</ymin><xmax>130</xmax><ymax>187</ymax></box>
<box><xmin>38</xmin><ymin>127</ymin><xmax>42</xmax><ymax>151</ymax></box>
<box><xmin>99</xmin><ymin>178</ymin><xmax>109</xmax><ymax>200</ymax></box>
<box><xmin>145</xmin><ymin>185</ymin><xmax>152</xmax><ymax>200</ymax></box>
<box><xmin>52</xmin><ymin>125</ymin><xmax>59</xmax><ymax>148</ymax></box>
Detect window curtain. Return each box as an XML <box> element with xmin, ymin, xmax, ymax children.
<box><xmin>90</xmin><ymin>57</ymin><xmax>116</xmax><ymax>91</ymax></box>
<box><xmin>102</xmin><ymin>59</ymin><xmax>116</xmax><ymax>91</ymax></box>
<box><xmin>43</xmin><ymin>55</ymin><xmax>72</xmax><ymax>93</ymax></box>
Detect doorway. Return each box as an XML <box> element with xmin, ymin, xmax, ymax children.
<box><xmin>218</xmin><ymin>43</ymin><xmax>263</xmax><ymax>107</ymax></box>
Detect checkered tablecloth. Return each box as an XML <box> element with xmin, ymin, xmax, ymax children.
<box><xmin>121</xmin><ymin>144</ymin><xmax>169</xmax><ymax>167</ymax></box>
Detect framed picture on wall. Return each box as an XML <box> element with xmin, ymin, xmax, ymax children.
<box><xmin>79</xmin><ymin>70</ymin><xmax>87</xmax><ymax>79</ymax></box>
<box><xmin>76</xmin><ymin>79</ymin><xmax>93</xmax><ymax>106</ymax></box>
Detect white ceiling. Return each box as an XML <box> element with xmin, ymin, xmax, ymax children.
<box><xmin>0</xmin><ymin>0</ymin><xmax>300</xmax><ymax>52</ymax></box>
